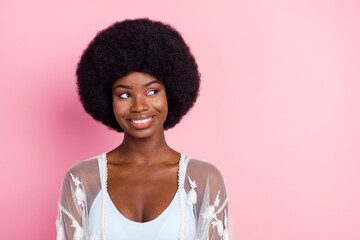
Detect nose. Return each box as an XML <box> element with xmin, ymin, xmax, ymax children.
<box><xmin>130</xmin><ymin>95</ymin><xmax>149</xmax><ymax>112</ymax></box>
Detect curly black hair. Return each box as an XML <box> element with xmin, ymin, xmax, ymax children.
<box><xmin>76</xmin><ymin>18</ymin><xmax>201</xmax><ymax>132</ymax></box>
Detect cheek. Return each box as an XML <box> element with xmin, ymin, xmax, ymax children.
<box><xmin>112</xmin><ymin>101</ymin><xmax>127</xmax><ymax>121</ymax></box>
<box><xmin>162</xmin><ymin>103</ymin><xmax>168</xmax><ymax>117</ymax></box>
<box><xmin>152</xmin><ymin>96</ymin><xmax>168</xmax><ymax>116</ymax></box>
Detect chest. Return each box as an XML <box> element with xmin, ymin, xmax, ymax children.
<box><xmin>106</xmin><ymin>163</ymin><xmax>179</xmax><ymax>223</ymax></box>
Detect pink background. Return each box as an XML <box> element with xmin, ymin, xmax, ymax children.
<box><xmin>1</xmin><ymin>0</ymin><xmax>360</xmax><ymax>239</ymax></box>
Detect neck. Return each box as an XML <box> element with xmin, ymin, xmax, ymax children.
<box><xmin>112</xmin><ymin>128</ymin><xmax>176</xmax><ymax>166</ymax></box>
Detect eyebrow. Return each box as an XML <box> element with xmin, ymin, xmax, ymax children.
<box><xmin>113</xmin><ymin>80</ymin><xmax>161</xmax><ymax>90</ymax></box>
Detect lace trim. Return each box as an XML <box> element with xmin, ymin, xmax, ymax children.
<box><xmin>101</xmin><ymin>153</ymin><xmax>108</xmax><ymax>240</ymax></box>
<box><xmin>178</xmin><ymin>153</ymin><xmax>185</xmax><ymax>240</ymax></box>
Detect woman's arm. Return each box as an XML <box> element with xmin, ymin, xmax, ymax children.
<box><xmin>185</xmin><ymin>159</ymin><xmax>233</xmax><ymax>240</ymax></box>
<box><xmin>56</xmin><ymin>170</ymin><xmax>87</xmax><ymax>240</ymax></box>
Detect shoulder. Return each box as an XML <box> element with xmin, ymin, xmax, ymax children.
<box><xmin>58</xmin><ymin>155</ymin><xmax>102</xmax><ymax>208</ymax></box>
<box><xmin>60</xmin><ymin>155</ymin><xmax>101</xmax><ymax>190</ymax></box>
<box><xmin>64</xmin><ymin>156</ymin><xmax>99</xmax><ymax>179</ymax></box>
<box><xmin>186</xmin><ymin>157</ymin><xmax>226</xmax><ymax>186</ymax></box>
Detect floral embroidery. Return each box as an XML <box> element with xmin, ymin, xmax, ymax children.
<box><xmin>202</xmin><ymin>190</ymin><xmax>229</xmax><ymax>239</ymax></box>
<box><xmin>58</xmin><ymin>203</ymin><xmax>86</xmax><ymax>240</ymax></box>
<box><xmin>70</xmin><ymin>173</ymin><xmax>86</xmax><ymax>211</ymax></box>
<box><xmin>72</xmin><ymin>220</ymin><xmax>86</xmax><ymax>240</ymax></box>
<box><xmin>211</xmin><ymin>216</ymin><xmax>224</xmax><ymax>237</ymax></box>
<box><xmin>202</xmin><ymin>191</ymin><xmax>220</xmax><ymax>227</ymax></box>
<box><xmin>187</xmin><ymin>176</ymin><xmax>198</xmax><ymax>214</ymax></box>
<box><xmin>57</xmin><ymin>174</ymin><xmax>87</xmax><ymax>240</ymax></box>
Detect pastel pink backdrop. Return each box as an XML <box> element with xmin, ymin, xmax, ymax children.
<box><xmin>1</xmin><ymin>0</ymin><xmax>360</xmax><ymax>239</ymax></box>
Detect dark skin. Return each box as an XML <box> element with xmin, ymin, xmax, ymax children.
<box><xmin>106</xmin><ymin>72</ymin><xmax>181</xmax><ymax>223</ymax></box>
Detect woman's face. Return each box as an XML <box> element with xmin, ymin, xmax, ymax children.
<box><xmin>112</xmin><ymin>72</ymin><xmax>168</xmax><ymax>139</ymax></box>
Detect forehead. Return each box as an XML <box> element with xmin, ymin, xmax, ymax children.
<box><xmin>112</xmin><ymin>72</ymin><xmax>162</xmax><ymax>88</ymax></box>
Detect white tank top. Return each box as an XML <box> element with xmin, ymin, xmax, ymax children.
<box><xmin>88</xmin><ymin>154</ymin><xmax>196</xmax><ymax>240</ymax></box>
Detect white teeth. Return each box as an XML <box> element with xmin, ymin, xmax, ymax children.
<box><xmin>131</xmin><ymin>117</ymin><xmax>152</xmax><ymax>124</ymax></box>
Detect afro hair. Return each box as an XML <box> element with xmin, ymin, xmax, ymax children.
<box><xmin>76</xmin><ymin>18</ymin><xmax>201</xmax><ymax>132</ymax></box>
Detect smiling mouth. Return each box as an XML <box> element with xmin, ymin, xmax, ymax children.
<box><xmin>128</xmin><ymin>116</ymin><xmax>155</xmax><ymax>128</ymax></box>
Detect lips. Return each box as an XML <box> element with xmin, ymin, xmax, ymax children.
<box><xmin>128</xmin><ymin>116</ymin><xmax>155</xmax><ymax>129</ymax></box>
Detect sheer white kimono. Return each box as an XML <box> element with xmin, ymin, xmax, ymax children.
<box><xmin>56</xmin><ymin>152</ymin><xmax>233</xmax><ymax>240</ymax></box>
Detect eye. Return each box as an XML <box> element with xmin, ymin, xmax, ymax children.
<box><xmin>118</xmin><ymin>92</ymin><xmax>131</xmax><ymax>99</ymax></box>
<box><xmin>146</xmin><ymin>89</ymin><xmax>159</xmax><ymax>96</ymax></box>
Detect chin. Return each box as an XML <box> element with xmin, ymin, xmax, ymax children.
<box><xmin>124</xmin><ymin>126</ymin><xmax>164</xmax><ymax>140</ymax></box>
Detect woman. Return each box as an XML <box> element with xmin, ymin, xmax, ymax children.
<box><xmin>56</xmin><ymin>18</ymin><xmax>232</xmax><ymax>240</ymax></box>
